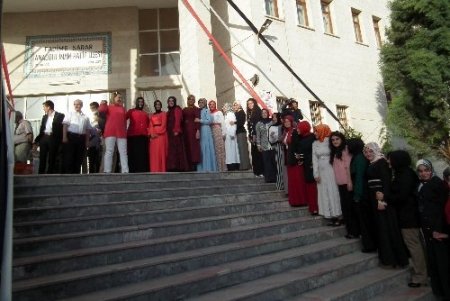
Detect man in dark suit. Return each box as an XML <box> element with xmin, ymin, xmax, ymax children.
<box><xmin>34</xmin><ymin>100</ymin><xmax>65</xmax><ymax>174</ymax></box>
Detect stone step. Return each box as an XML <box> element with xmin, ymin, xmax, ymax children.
<box><xmin>290</xmin><ymin>265</ymin><xmax>410</xmax><ymax>300</ymax></box>
<box><xmin>368</xmin><ymin>285</ymin><xmax>435</xmax><ymax>301</ymax></box>
<box><xmin>14</xmin><ymin>199</ymin><xmax>290</xmax><ymax>238</ymax></box>
<box><xmin>13</xmin><ymin>238</ymin><xmax>361</xmax><ymax>301</ymax></box>
<box><xmin>14</xmin><ymin>213</ymin><xmax>323</xmax><ymax>258</ymax></box>
<box><xmin>185</xmin><ymin>252</ymin><xmax>379</xmax><ymax>301</ymax></box>
<box><xmin>14</xmin><ymin>183</ymin><xmax>276</xmax><ymax>208</ymax></box>
<box><xmin>56</xmin><ymin>246</ymin><xmax>376</xmax><ymax>301</ymax></box>
<box><xmin>14</xmin><ymin>191</ymin><xmax>287</xmax><ymax>222</ymax></box>
<box><xmin>14</xmin><ymin>171</ymin><xmax>256</xmax><ymax>186</ymax></box>
<box><xmin>15</xmin><ymin>223</ymin><xmax>341</xmax><ymax>281</ymax></box>
<box><xmin>14</xmin><ymin>177</ymin><xmax>262</xmax><ymax>196</ymax></box>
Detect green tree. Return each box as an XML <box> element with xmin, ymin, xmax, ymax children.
<box><xmin>380</xmin><ymin>0</ymin><xmax>450</xmax><ymax>158</ymax></box>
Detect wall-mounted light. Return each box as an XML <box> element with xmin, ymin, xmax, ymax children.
<box><xmin>257</xmin><ymin>19</ymin><xmax>273</xmax><ymax>44</ymax></box>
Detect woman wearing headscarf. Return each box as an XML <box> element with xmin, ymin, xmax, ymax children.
<box><xmin>195</xmin><ymin>98</ymin><xmax>217</xmax><ymax>172</ymax></box>
<box><xmin>379</xmin><ymin>150</ymin><xmax>427</xmax><ymax>287</ymax></box>
<box><xmin>166</xmin><ymin>96</ymin><xmax>189</xmax><ymax>172</ymax></box>
<box><xmin>416</xmin><ymin>159</ymin><xmax>449</xmax><ymax>299</ymax></box>
<box><xmin>283</xmin><ymin>115</ymin><xmax>304</xmax><ymax>206</ymax></box>
<box><xmin>222</xmin><ymin>103</ymin><xmax>240</xmax><ymax>171</ymax></box>
<box><xmin>182</xmin><ymin>95</ymin><xmax>201</xmax><ymax>171</ymax></box>
<box><xmin>233</xmin><ymin>101</ymin><xmax>251</xmax><ymax>170</ymax></box>
<box><xmin>268</xmin><ymin>113</ymin><xmax>285</xmax><ymax>190</ymax></box>
<box><xmin>148</xmin><ymin>100</ymin><xmax>168</xmax><ymax>172</ymax></box>
<box><xmin>256</xmin><ymin>108</ymin><xmax>276</xmax><ymax>182</ymax></box>
<box><xmin>209</xmin><ymin>100</ymin><xmax>226</xmax><ymax>172</ymax></box>
<box><xmin>364</xmin><ymin>142</ymin><xmax>408</xmax><ymax>267</ymax></box>
<box><xmin>126</xmin><ymin>97</ymin><xmax>149</xmax><ymax>173</ymax></box>
<box><xmin>313</xmin><ymin>124</ymin><xmax>341</xmax><ymax>224</ymax></box>
<box><xmin>247</xmin><ymin>98</ymin><xmax>264</xmax><ymax>177</ymax></box>
<box><xmin>294</xmin><ymin>120</ymin><xmax>318</xmax><ymax>215</ymax></box>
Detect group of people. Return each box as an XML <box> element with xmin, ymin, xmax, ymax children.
<box><xmin>26</xmin><ymin>94</ymin><xmax>266</xmax><ymax>174</ymax></box>
<box><xmin>269</xmin><ymin>113</ymin><xmax>449</xmax><ymax>298</ymax></box>
<box><xmin>14</xmin><ymin>94</ymin><xmax>450</xmax><ymax>296</ymax></box>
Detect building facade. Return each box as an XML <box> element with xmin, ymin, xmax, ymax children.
<box><xmin>2</xmin><ymin>0</ymin><xmax>389</xmax><ymax>141</ymax></box>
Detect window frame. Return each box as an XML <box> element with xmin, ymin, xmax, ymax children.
<box><xmin>372</xmin><ymin>16</ymin><xmax>382</xmax><ymax>48</ymax></box>
<box><xmin>309</xmin><ymin>100</ymin><xmax>323</xmax><ymax>126</ymax></box>
<box><xmin>139</xmin><ymin>8</ymin><xmax>180</xmax><ymax>77</ymax></box>
<box><xmin>264</xmin><ymin>0</ymin><xmax>280</xmax><ymax>18</ymax></box>
<box><xmin>336</xmin><ymin>105</ymin><xmax>349</xmax><ymax>130</ymax></box>
<box><xmin>351</xmin><ymin>8</ymin><xmax>363</xmax><ymax>43</ymax></box>
<box><xmin>296</xmin><ymin>0</ymin><xmax>309</xmax><ymax>27</ymax></box>
<box><xmin>321</xmin><ymin>1</ymin><xmax>334</xmax><ymax>35</ymax></box>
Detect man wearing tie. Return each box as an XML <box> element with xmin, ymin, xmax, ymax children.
<box><xmin>34</xmin><ymin>100</ymin><xmax>65</xmax><ymax>174</ymax></box>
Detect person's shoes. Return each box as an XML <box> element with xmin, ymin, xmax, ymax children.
<box><xmin>408</xmin><ymin>282</ymin><xmax>421</xmax><ymax>288</ymax></box>
<box><xmin>361</xmin><ymin>248</ymin><xmax>376</xmax><ymax>253</ymax></box>
<box><xmin>311</xmin><ymin>211</ymin><xmax>319</xmax><ymax>216</ymax></box>
<box><xmin>333</xmin><ymin>220</ymin><xmax>342</xmax><ymax>227</ymax></box>
<box><xmin>345</xmin><ymin>234</ymin><xmax>358</xmax><ymax>239</ymax></box>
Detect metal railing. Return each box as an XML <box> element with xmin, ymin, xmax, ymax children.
<box><xmin>0</xmin><ymin>80</ymin><xmax>14</xmax><ymax>301</ymax></box>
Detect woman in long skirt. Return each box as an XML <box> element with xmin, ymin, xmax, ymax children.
<box><xmin>196</xmin><ymin>98</ymin><xmax>217</xmax><ymax>172</ymax></box>
<box><xmin>247</xmin><ymin>98</ymin><xmax>263</xmax><ymax>177</ymax></box>
<box><xmin>233</xmin><ymin>101</ymin><xmax>251</xmax><ymax>170</ymax></box>
<box><xmin>209</xmin><ymin>100</ymin><xmax>226</xmax><ymax>172</ymax></box>
<box><xmin>166</xmin><ymin>96</ymin><xmax>189</xmax><ymax>172</ymax></box>
<box><xmin>182</xmin><ymin>94</ymin><xmax>201</xmax><ymax>171</ymax></box>
<box><xmin>222</xmin><ymin>103</ymin><xmax>240</xmax><ymax>171</ymax></box>
<box><xmin>268</xmin><ymin>113</ymin><xmax>285</xmax><ymax>190</ymax></box>
<box><xmin>126</xmin><ymin>97</ymin><xmax>149</xmax><ymax>173</ymax></box>
<box><xmin>364</xmin><ymin>142</ymin><xmax>408</xmax><ymax>267</ymax></box>
<box><xmin>148</xmin><ymin>100</ymin><xmax>168</xmax><ymax>172</ymax></box>
<box><xmin>312</xmin><ymin>124</ymin><xmax>341</xmax><ymax>224</ymax></box>
<box><xmin>255</xmin><ymin>108</ymin><xmax>276</xmax><ymax>182</ymax></box>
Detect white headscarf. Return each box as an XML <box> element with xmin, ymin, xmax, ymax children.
<box><xmin>364</xmin><ymin>142</ymin><xmax>384</xmax><ymax>163</ymax></box>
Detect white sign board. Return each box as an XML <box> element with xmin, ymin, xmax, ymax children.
<box><xmin>25</xmin><ymin>33</ymin><xmax>111</xmax><ymax>77</ymax></box>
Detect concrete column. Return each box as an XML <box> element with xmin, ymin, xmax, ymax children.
<box><xmin>178</xmin><ymin>0</ymin><xmax>217</xmax><ymax>104</ymax></box>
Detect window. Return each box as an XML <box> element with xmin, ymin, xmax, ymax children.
<box><xmin>139</xmin><ymin>8</ymin><xmax>180</xmax><ymax>77</ymax></box>
<box><xmin>336</xmin><ymin>105</ymin><xmax>349</xmax><ymax>130</ymax></box>
<box><xmin>296</xmin><ymin>0</ymin><xmax>309</xmax><ymax>27</ymax></box>
<box><xmin>352</xmin><ymin>9</ymin><xmax>363</xmax><ymax>43</ymax></box>
<box><xmin>309</xmin><ymin>101</ymin><xmax>323</xmax><ymax>126</ymax></box>
<box><xmin>265</xmin><ymin>0</ymin><xmax>279</xmax><ymax>18</ymax></box>
<box><xmin>373</xmin><ymin>17</ymin><xmax>382</xmax><ymax>47</ymax></box>
<box><xmin>321</xmin><ymin>1</ymin><xmax>333</xmax><ymax>34</ymax></box>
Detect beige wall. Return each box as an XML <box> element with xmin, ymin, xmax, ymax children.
<box><xmin>3</xmin><ymin>7</ymin><xmax>139</xmax><ymax>106</ymax></box>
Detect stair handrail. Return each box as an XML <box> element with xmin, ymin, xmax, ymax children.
<box><xmin>1</xmin><ymin>65</ymin><xmax>15</xmax><ymax>301</ymax></box>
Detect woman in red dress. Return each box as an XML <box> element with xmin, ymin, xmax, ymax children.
<box><xmin>148</xmin><ymin>100</ymin><xmax>168</xmax><ymax>172</ymax></box>
<box><xmin>182</xmin><ymin>95</ymin><xmax>201</xmax><ymax>171</ymax></box>
<box><xmin>282</xmin><ymin>115</ymin><xmax>305</xmax><ymax>206</ymax></box>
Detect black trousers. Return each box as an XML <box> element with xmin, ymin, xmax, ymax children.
<box><xmin>87</xmin><ymin>146</ymin><xmax>101</xmax><ymax>173</ymax></box>
<box><xmin>127</xmin><ymin>135</ymin><xmax>149</xmax><ymax>173</ymax></box>
<box><xmin>39</xmin><ymin>135</ymin><xmax>61</xmax><ymax>174</ymax></box>
<box><xmin>251</xmin><ymin>144</ymin><xmax>264</xmax><ymax>176</ymax></box>
<box><xmin>62</xmin><ymin>133</ymin><xmax>86</xmax><ymax>174</ymax></box>
<box><xmin>338</xmin><ymin>185</ymin><xmax>360</xmax><ymax>236</ymax></box>
<box><xmin>422</xmin><ymin>228</ymin><xmax>450</xmax><ymax>299</ymax></box>
<box><xmin>262</xmin><ymin>150</ymin><xmax>277</xmax><ymax>183</ymax></box>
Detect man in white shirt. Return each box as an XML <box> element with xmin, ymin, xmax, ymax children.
<box><xmin>62</xmin><ymin>99</ymin><xmax>91</xmax><ymax>173</ymax></box>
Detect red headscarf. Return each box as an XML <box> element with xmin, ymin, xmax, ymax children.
<box><xmin>283</xmin><ymin>115</ymin><xmax>295</xmax><ymax>145</ymax></box>
<box><xmin>297</xmin><ymin>121</ymin><xmax>311</xmax><ymax>137</ymax></box>
<box><xmin>208</xmin><ymin>100</ymin><xmax>218</xmax><ymax>114</ymax></box>
<box><xmin>314</xmin><ymin>124</ymin><xmax>332</xmax><ymax>142</ymax></box>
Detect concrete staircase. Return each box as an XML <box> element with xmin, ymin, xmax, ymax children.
<box><xmin>13</xmin><ymin>172</ymin><xmax>434</xmax><ymax>301</ymax></box>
